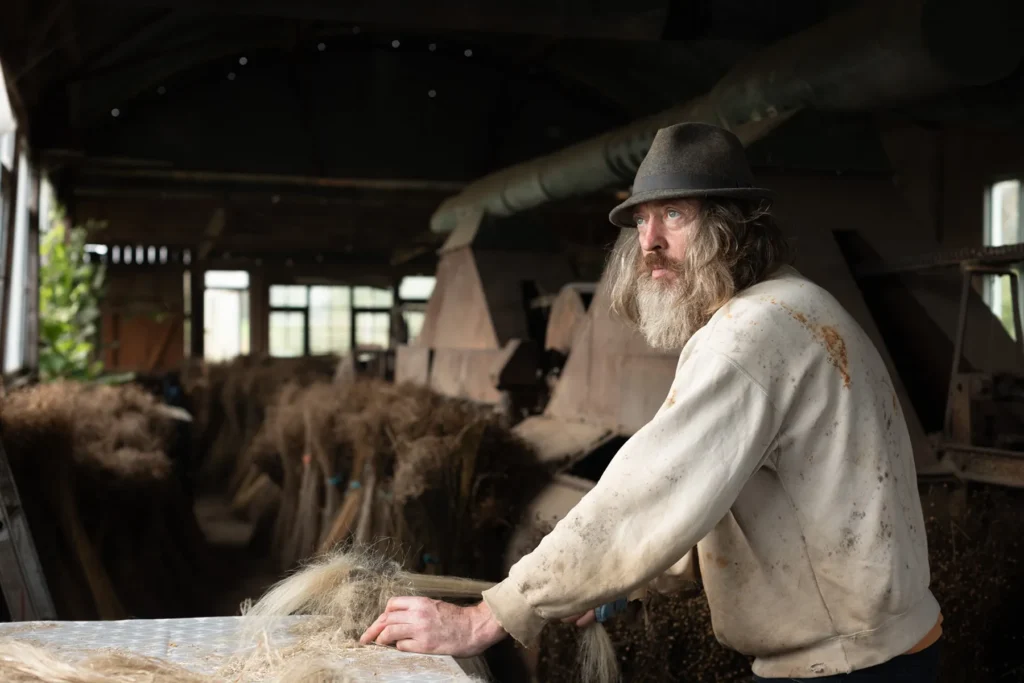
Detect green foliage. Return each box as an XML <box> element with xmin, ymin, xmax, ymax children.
<box><xmin>38</xmin><ymin>208</ymin><xmax>107</xmax><ymax>381</ymax></box>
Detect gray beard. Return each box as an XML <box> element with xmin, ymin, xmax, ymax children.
<box><xmin>635</xmin><ymin>276</ymin><xmax>698</xmax><ymax>351</ymax></box>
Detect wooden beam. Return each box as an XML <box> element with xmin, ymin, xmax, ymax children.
<box><xmin>86</xmin><ymin>10</ymin><xmax>195</xmax><ymax>71</ymax></box>
<box><xmin>16</xmin><ymin>0</ymin><xmax>72</xmax><ymax>81</ymax></box>
<box><xmin>76</xmin><ymin>0</ymin><xmax>671</xmax><ymax>41</ymax></box>
<box><xmin>79</xmin><ymin>167</ymin><xmax>466</xmax><ymax>193</ymax></box>
<box><xmin>69</xmin><ymin>35</ymin><xmax>285</xmax><ymax>127</ymax></box>
<box><xmin>188</xmin><ymin>265</ymin><xmax>204</xmax><ymax>358</ymax></box>
<box><xmin>0</xmin><ymin>62</ymin><xmax>29</xmax><ymax>135</ymax></box>
<box><xmin>58</xmin><ymin>0</ymin><xmax>82</xmax><ymax>67</ymax></box>
<box><xmin>0</xmin><ymin>137</ymin><xmax>22</xmax><ymax>365</ymax></box>
<box><xmin>197</xmin><ymin>206</ymin><xmax>226</xmax><ymax>261</ymax></box>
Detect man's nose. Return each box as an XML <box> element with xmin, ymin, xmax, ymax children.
<box><xmin>638</xmin><ymin>219</ymin><xmax>665</xmax><ymax>253</ymax></box>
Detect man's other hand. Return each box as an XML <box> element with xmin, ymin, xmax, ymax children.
<box><xmin>359</xmin><ymin>597</ymin><xmax>507</xmax><ymax>657</ymax></box>
<box><xmin>560</xmin><ymin>609</ymin><xmax>596</xmax><ymax>627</ymax></box>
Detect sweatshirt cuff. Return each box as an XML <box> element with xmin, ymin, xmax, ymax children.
<box><xmin>481</xmin><ymin>578</ymin><xmax>546</xmax><ymax>647</ymax></box>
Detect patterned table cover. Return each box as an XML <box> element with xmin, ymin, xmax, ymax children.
<box><xmin>0</xmin><ymin>616</ymin><xmax>478</xmax><ymax>682</ymax></box>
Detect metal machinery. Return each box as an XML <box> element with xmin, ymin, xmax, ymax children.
<box><xmin>394</xmin><ymin>212</ymin><xmax>575</xmax><ymax>416</ymax></box>
<box><xmin>857</xmin><ymin>244</ymin><xmax>1024</xmax><ymax>488</ymax></box>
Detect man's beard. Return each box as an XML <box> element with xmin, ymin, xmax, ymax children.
<box><xmin>634</xmin><ymin>252</ymin><xmax>710</xmax><ymax>350</ymax></box>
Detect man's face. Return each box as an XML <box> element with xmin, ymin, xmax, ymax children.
<box><xmin>631</xmin><ymin>199</ymin><xmax>700</xmax><ymax>285</ymax></box>
<box><xmin>625</xmin><ymin>198</ymin><xmax>704</xmax><ymax>350</ymax></box>
<box><xmin>626</xmin><ymin>197</ymin><xmax>700</xmax><ymax>286</ymax></box>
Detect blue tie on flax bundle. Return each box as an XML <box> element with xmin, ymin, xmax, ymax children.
<box><xmin>594</xmin><ymin>597</ymin><xmax>629</xmax><ymax>623</ymax></box>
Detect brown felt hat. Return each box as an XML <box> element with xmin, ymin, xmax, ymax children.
<box><xmin>608</xmin><ymin>122</ymin><xmax>772</xmax><ymax>229</ymax></box>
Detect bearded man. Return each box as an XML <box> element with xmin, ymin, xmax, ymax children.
<box><xmin>361</xmin><ymin>123</ymin><xmax>943</xmax><ymax>682</ymax></box>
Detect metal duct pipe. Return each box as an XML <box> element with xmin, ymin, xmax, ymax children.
<box><xmin>430</xmin><ymin>0</ymin><xmax>1024</xmax><ymax>233</ymax></box>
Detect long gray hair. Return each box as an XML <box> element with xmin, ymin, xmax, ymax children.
<box><xmin>607</xmin><ymin>199</ymin><xmax>791</xmax><ymax>344</ymax></box>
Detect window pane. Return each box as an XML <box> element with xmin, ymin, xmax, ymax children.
<box><xmin>310</xmin><ymin>286</ymin><xmax>351</xmax><ymax>354</ymax></box>
<box><xmin>398</xmin><ymin>276</ymin><xmax>436</xmax><ymax>301</ymax></box>
<box><xmin>353</xmin><ymin>286</ymin><xmax>393</xmax><ymax>308</ymax></box>
<box><xmin>984</xmin><ymin>181</ymin><xmax>1021</xmax><ymax>337</ymax></box>
<box><xmin>355</xmin><ymin>312</ymin><xmax>390</xmax><ymax>349</ymax></box>
<box><xmin>270</xmin><ymin>311</ymin><xmax>306</xmax><ymax>357</ymax></box>
<box><xmin>985</xmin><ymin>274</ymin><xmax>1017</xmax><ymax>341</ymax></box>
<box><xmin>0</xmin><ymin>133</ymin><xmax>14</xmax><ymax>171</ymax></box>
<box><xmin>989</xmin><ymin>180</ymin><xmax>1020</xmax><ymax>247</ymax></box>
<box><xmin>4</xmin><ymin>153</ymin><xmax>30</xmax><ymax>372</ymax></box>
<box><xmin>205</xmin><ymin>289</ymin><xmax>248</xmax><ymax>361</ymax></box>
<box><xmin>270</xmin><ymin>284</ymin><xmax>308</xmax><ymax>307</ymax></box>
<box><xmin>404</xmin><ymin>311</ymin><xmax>426</xmax><ymax>342</ymax></box>
<box><xmin>205</xmin><ymin>270</ymin><xmax>250</xmax><ymax>289</ymax></box>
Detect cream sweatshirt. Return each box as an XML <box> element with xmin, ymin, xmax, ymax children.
<box><xmin>482</xmin><ymin>266</ymin><xmax>940</xmax><ymax>679</ymax></box>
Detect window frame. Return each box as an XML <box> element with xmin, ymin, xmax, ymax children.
<box><xmin>267</xmin><ymin>282</ymin><xmax>398</xmax><ymax>356</ymax></box>
<box><xmin>269</xmin><ymin>303</ymin><xmax>310</xmax><ymax>357</ymax></box>
<box><xmin>983</xmin><ymin>178</ymin><xmax>1024</xmax><ymax>338</ymax></box>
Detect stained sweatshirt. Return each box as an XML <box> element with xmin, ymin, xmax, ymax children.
<box><xmin>482</xmin><ymin>266</ymin><xmax>940</xmax><ymax>679</ymax></box>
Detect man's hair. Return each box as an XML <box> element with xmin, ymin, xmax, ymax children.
<box><xmin>606</xmin><ymin>199</ymin><xmax>792</xmax><ymax>330</ymax></box>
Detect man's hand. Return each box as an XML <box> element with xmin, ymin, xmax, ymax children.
<box><xmin>560</xmin><ymin>609</ymin><xmax>596</xmax><ymax>627</ymax></box>
<box><xmin>359</xmin><ymin>597</ymin><xmax>507</xmax><ymax>657</ymax></box>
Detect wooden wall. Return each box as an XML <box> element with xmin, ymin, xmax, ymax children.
<box><xmin>100</xmin><ymin>268</ymin><xmax>185</xmax><ymax>373</ymax></box>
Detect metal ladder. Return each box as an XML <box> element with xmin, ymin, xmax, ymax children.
<box><xmin>0</xmin><ymin>435</ymin><xmax>55</xmax><ymax>621</ymax></box>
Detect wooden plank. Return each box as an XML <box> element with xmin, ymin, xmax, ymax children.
<box><xmin>545</xmin><ymin>285</ymin><xmax>591</xmax><ymax>353</ymax></box>
<box><xmin>0</xmin><ymin>136</ymin><xmax>20</xmax><ymax>363</ymax></box>
<box><xmin>512</xmin><ymin>415</ymin><xmax>613</xmax><ymax>467</ymax></box>
<box><xmin>504</xmin><ymin>473</ymin><xmax>594</xmax><ymax>572</ymax></box>
<box><xmin>395</xmin><ymin>345</ymin><xmax>432</xmax><ymax>385</ymax></box>
<box><xmin>474</xmin><ymin>249</ymin><xmax>575</xmax><ymax>347</ymax></box>
<box><xmin>417</xmin><ymin>249</ymin><xmax>498</xmax><ymax>350</ymax></box>
<box><xmin>428</xmin><ymin>348</ymin><xmax>505</xmax><ymax>404</ymax></box>
<box><xmin>145</xmin><ymin>314</ymin><xmax>181</xmax><ymax>372</ymax></box>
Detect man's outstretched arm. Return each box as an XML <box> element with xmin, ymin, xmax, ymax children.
<box><xmin>362</xmin><ymin>347</ymin><xmax>780</xmax><ymax>654</ymax></box>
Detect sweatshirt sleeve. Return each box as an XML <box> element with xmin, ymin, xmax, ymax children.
<box><xmin>481</xmin><ymin>348</ymin><xmax>781</xmax><ymax>646</ymax></box>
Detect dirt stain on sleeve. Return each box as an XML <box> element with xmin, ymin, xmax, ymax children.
<box><xmin>774</xmin><ymin>301</ymin><xmax>851</xmax><ymax>388</ymax></box>
<box><xmin>665</xmin><ymin>389</ymin><xmax>676</xmax><ymax>407</ymax></box>
<box><xmin>819</xmin><ymin>326</ymin><xmax>850</xmax><ymax>389</ymax></box>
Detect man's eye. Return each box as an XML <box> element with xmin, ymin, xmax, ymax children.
<box><xmin>666</xmin><ymin>209</ymin><xmax>680</xmax><ymax>219</ymax></box>
<box><xmin>634</xmin><ymin>215</ymin><xmax>645</xmax><ymax>226</ymax></box>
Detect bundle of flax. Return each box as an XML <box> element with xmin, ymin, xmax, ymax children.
<box><xmin>184</xmin><ymin>355</ymin><xmax>338</xmax><ymax>495</ymax></box>
<box><xmin>1</xmin><ymin>381</ymin><xmax>211</xmax><ymax>620</ymax></box>
<box><xmin>233</xmin><ymin>377</ymin><xmax>550</xmax><ymax>580</ymax></box>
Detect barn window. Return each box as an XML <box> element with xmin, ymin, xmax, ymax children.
<box><xmin>269</xmin><ymin>284</ymin><xmax>355</xmax><ymax>357</ymax></box>
<box><xmin>354</xmin><ymin>311</ymin><xmax>390</xmax><ymax>349</ymax></box>
<box><xmin>983</xmin><ymin>179</ymin><xmax>1022</xmax><ymax>339</ymax></box>
<box><xmin>397</xmin><ymin>276</ymin><xmax>434</xmax><ymax>343</ymax></box>
<box><xmin>352</xmin><ymin>287</ymin><xmax>393</xmax><ymax>349</ymax></box>
<box><xmin>203</xmin><ymin>270</ymin><xmax>250</xmax><ymax>361</ymax></box>
<box><xmin>309</xmin><ymin>286</ymin><xmax>351</xmax><ymax>355</ymax></box>
<box><xmin>398</xmin><ymin>275</ymin><xmax>435</xmax><ymax>300</ymax></box>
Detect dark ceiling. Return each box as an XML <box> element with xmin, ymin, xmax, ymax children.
<box><xmin>1</xmin><ymin>0</ymin><xmax>857</xmax><ymax>180</ymax></box>
<box><xmin>1</xmin><ymin>0</ymin><xmax>1022</xmax><ymax>269</ymax></box>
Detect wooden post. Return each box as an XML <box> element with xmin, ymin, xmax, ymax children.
<box><xmin>189</xmin><ymin>263</ymin><xmax>205</xmax><ymax>358</ymax></box>
<box><xmin>24</xmin><ymin>178</ymin><xmax>39</xmax><ymax>372</ymax></box>
<box><xmin>0</xmin><ymin>136</ymin><xmax>21</xmax><ymax>365</ymax></box>
<box><xmin>249</xmin><ymin>266</ymin><xmax>268</xmax><ymax>356</ymax></box>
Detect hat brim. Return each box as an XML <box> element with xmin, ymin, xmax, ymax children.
<box><xmin>608</xmin><ymin>187</ymin><xmax>774</xmax><ymax>229</ymax></box>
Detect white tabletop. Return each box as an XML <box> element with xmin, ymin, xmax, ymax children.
<box><xmin>0</xmin><ymin>616</ymin><xmax>479</xmax><ymax>682</ymax></box>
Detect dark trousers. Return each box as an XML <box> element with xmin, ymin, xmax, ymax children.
<box><xmin>754</xmin><ymin>642</ymin><xmax>941</xmax><ymax>683</ymax></box>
